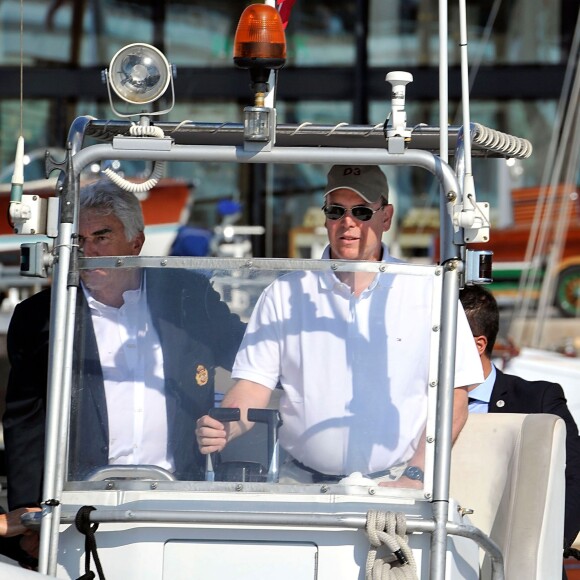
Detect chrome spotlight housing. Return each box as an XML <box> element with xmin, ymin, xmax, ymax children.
<box><xmin>103</xmin><ymin>43</ymin><xmax>174</xmax><ymax>117</ymax></box>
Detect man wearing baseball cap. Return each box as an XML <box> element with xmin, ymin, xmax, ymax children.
<box><xmin>197</xmin><ymin>165</ymin><xmax>482</xmax><ymax>487</ymax></box>
<box><xmin>322</xmin><ymin>164</ymin><xmax>392</xmax><ymax>265</ymax></box>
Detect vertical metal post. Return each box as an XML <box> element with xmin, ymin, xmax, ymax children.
<box><xmin>38</xmin><ymin>171</ymin><xmax>78</xmax><ymax>575</ymax></box>
<box><xmin>38</xmin><ymin>117</ymin><xmax>92</xmax><ymax>574</ymax></box>
<box><xmin>434</xmin><ymin>0</ymin><xmax>453</xmax><ymax>565</ymax></box>
<box><xmin>47</xmin><ymin>243</ymin><xmax>79</xmax><ymax>574</ymax></box>
<box><xmin>438</xmin><ymin>0</ymin><xmax>449</xmax><ymax>166</ymax></box>
<box><xmin>430</xmin><ymin>260</ymin><xmax>461</xmax><ymax>580</ymax></box>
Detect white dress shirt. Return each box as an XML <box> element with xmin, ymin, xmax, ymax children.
<box><xmin>84</xmin><ymin>279</ymin><xmax>174</xmax><ymax>472</ymax></box>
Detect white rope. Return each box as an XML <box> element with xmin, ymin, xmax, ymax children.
<box><xmin>290</xmin><ymin>122</ymin><xmax>313</xmax><ymax>135</ymax></box>
<box><xmin>471</xmin><ymin>122</ymin><xmax>533</xmax><ymax>159</ymax></box>
<box><xmin>326</xmin><ymin>122</ymin><xmax>350</xmax><ymax>136</ymax></box>
<box><xmin>103</xmin><ymin>124</ymin><xmax>166</xmax><ymax>193</ymax></box>
<box><xmin>365</xmin><ymin>510</ymin><xmax>418</xmax><ymax>580</ymax></box>
<box><xmin>129</xmin><ymin>124</ymin><xmax>165</xmax><ymax>138</ymax></box>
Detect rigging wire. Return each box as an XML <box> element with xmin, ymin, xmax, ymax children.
<box><xmin>509</xmin><ymin>10</ymin><xmax>580</xmax><ymax>345</ymax></box>
<box><xmin>532</xmin><ymin>55</ymin><xmax>580</xmax><ymax>343</ymax></box>
<box><xmin>416</xmin><ymin>2</ymin><xmax>503</xmax><ymax>240</ymax></box>
<box><xmin>468</xmin><ymin>0</ymin><xmax>502</xmax><ymax>94</ymax></box>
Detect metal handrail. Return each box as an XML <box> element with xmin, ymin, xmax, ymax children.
<box><xmin>29</xmin><ymin>508</ymin><xmax>504</xmax><ymax>580</ymax></box>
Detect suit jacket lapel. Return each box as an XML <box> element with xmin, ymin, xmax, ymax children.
<box><xmin>76</xmin><ymin>295</ymin><xmax>108</xmax><ymax>428</ymax></box>
<box><xmin>68</xmin><ymin>292</ymin><xmax>109</xmax><ymax>475</ymax></box>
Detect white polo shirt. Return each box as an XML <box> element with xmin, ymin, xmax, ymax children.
<box><xmin>232</xmin><ymin>246</ymin><xmax>482</xmax><ymax>475</ymax></box>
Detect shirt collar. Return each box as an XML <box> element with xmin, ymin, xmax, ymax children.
<box><xmin>319</xmin><ymin>243</ymin><xmax>393</xmax><ymax>294</ymax></box>
<box><xmin>83</xmin><ymin>271</ymin><xmax>145</xmax><ymax>312</ymax></box>
<box><xmin>320</xmin><ymin>243</ymin><xmax>392</xmax><ymax>263</ymax></box>
<box><xmin>469</xmin><ymin>363</ymin><xmax>496</xmax><ymax>404</ymax></box>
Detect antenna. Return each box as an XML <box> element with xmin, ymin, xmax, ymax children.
<box><xmin>9</xmin><ymin>0</ymin><xmax>25</xmax><ymax>206</ymax></box>
<box><xmin>458</xmin><ymin>0</ymin><xmax>475</xmax><ymax>198</ymax></box>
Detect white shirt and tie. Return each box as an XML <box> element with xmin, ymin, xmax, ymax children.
<box><xmin>468</xmin><ymin>364</ymin><xmax>504</xmax><ymax>414</ymax></box>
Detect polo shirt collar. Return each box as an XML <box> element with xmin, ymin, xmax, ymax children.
<box><xmin>318</xmin><ymin>243</ymin><xmax>392</xmax><ymax>294</ymax></box>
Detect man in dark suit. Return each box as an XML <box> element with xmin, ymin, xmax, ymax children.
<box><xmin>3</xmin><ymin>179</ymin><xmax>246</xmax><ymax>511</ymax></box>
<box><xmin>460</xmin><ymin>285</ymin><xmax>580</xmax><ymax>557</ymax></box>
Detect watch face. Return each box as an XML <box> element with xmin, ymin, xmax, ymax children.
<box><xmin>404</xmin><ymin>466</ymin><xmax>424</xmax><ymax>482</ymax></box>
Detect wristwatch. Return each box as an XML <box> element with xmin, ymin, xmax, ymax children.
<box><xmin>402</xmin><ymin>465</ymin><xmax>424</xmax><ymax>482</ymax></box>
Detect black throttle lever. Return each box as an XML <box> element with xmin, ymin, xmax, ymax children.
<box><xmin>247</xmin><ymin>409</ymin><xmax>283</xmax><ymax>482</ymax></box>
<box><xmin>205</xmin><ymin>408</ymin><xmax>241</xmax><ymax>481</ymax></box>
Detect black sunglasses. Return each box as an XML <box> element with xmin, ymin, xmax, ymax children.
<box><xmin>323</xmin><ymin>204</ymin><xmax>383</xmax><ymax>222</ymax></box>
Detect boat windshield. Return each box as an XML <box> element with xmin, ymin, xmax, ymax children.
<box><xmin>66</xmin><ymin>257</ymin><xmax>444</xmax><ymax>494</ymax></box>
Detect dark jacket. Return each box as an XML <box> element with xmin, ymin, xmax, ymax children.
<box><xmin>489</xmin><ymin>368</ymin><xmax>580</xmax><ymax>549</ymax></box>
<box><xmin>3</xmin><ymin>269</ymin><xmax>245</xmax><ymax>508</ymax></box>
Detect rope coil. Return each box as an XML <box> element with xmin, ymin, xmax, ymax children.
<box><xmin>472</xmin><ymin>122</ymin><xmax>533</xmax><ymax>159</ymax></box>
<box><xmin>365</xmin><ymin>510</ymin><xmax>418</xmax><ymax>580</ymax></box>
